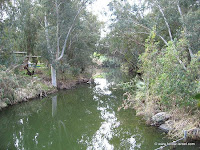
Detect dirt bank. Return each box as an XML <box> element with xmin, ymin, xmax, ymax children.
<box><xmin>0</xmin><ymin>77</ymin><xmax>90</xmax><ymax>110</ymax></box>
<box><xmin>119</xmin><ymin>93</ymin><xmax>200</xmax><ymax>142</ymax></box>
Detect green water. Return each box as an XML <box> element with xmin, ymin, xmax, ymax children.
<box><xmin>0</xmin><ymin>69</ymin><xmax>199</xmax><ymax>150</ymax></box>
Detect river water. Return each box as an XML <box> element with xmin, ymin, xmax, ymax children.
<box><xmin>0</xmin><ymin>69</ymin><xmax>199</xmax><ymax>150</ymax></box>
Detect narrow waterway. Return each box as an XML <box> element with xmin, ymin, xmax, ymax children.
<box><xmin>0</xmin><ymin>69</ymin><xmax>199</xmax><ymax>150</ymax></box>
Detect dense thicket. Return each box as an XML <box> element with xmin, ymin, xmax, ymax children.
<box><xmin>105</xmin><ymin>0</ymin><xmax>200</xmax><ymax>108</ymax></box>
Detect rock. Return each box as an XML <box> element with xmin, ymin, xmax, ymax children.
<box><xmin>159</xmin><ymin>120</ymin><xmax>173</xmax><ymax>133</ymax></box>
<box><xmin>152</xmin><ymin>112</ymin><xmax>170</xmax><ymax>126</ymax></box>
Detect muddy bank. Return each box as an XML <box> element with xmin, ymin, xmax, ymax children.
<box><xmin>119</xmin><ymin>93</ymin><xmax>200</xmax><ymax>142</ymax></box>
<box><xmin>0</xmin><ymin>77</ymin><xmax>90</xmax><ymax>110</ymax></box>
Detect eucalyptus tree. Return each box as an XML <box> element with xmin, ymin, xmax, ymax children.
<box><xmin>17</xmin><ymin>0</ymin><xmax>40</xmax><ymax>56</ymax></box>
<box><xmin>65</xmin><ymin>11</ymin><xmax>101</xmax><ymax>72</ymax></box>
<box><xmin>145</xmin><ymin>0</ymin><xmax>200</xmax><ymax>65</ymax></box>
<box><xmin>177</xmin><ymin>0</ymin><xmax>200</xmax><ymax>56</ymax></box>
<box><xmin>39</xmin><ymin>0</ymin><xmax>97</xmax><ymax>87</ymax></box>
<box><xmin>107</xmin><ymin>0</ymin><xmax>148</xmax><ymax>73</ymax></box>
<box><xmin>107</xmin><ymin>0</ymin><xmax>199</xmax><ymax>73</ymax></box>
<box><xmin>0</xmin><ymin>0</ymin><xmax>22</xmax><ymax>67</ymax></box>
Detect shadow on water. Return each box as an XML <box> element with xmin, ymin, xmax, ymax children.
<box><xmin>0</xmin><ymin>68</ymin><xmax>199</xmax><ymax>150</ymax></box>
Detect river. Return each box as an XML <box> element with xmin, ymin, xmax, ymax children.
<box><xmin>0</xmin><ymin>69</ymin><xmax>199</xmax><ymax>150</ymax></box>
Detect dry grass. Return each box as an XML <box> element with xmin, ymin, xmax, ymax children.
<box><xmin>119</xmin><ymin>91</ymin><xmax>200</xmax><ymax>141</ymax></box>
<box><xmin>168</xmin><ymin>109</ymin><xmax>200</xmax><ymax>140</ymax></box>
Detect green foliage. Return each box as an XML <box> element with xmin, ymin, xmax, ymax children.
<box><xmin>194</xmin><ymin>93</ymin><xmax>200</xmax><ymax>108</ymax></box>
<box><xmin>70</xmin><ymin>67</ymin><xmax>81</xmax><ymax>77</ymax></box>
<box><xmin>102</xmin><ymin>0</ymin><xmax>147</xmax><ymax>73</ymax></box>
<box><xmin>0</xmin><ymin>0</ymin><xmax>101</xmax><ymax>82</ymax></box>
<box><xmin>105</xmin><ymin>0</ymin><xmax>200</xmax><ymax>76</ymax></box>
<box><xmin>101</xmin><ymin>59</ymin><xmax>120</xmax><ymax>68</ymax></box>
<box><xmin>0</xmin><ymin>0</ymin><xmax>41</xmax><ymax>67</ymax></box>
<box><xmin>139</xmin><ymin>31</ymin><xmax>199</xmax><ymax>107</ymax></box>
<box><xmin>184</xmin><ymin>8</ymin><xmax>200</xmax><ymax>53</ymax></box>
<box><xmin>98</xmin><ymin>56</ymin><xmax>120</xmax><ymax>68</ymax></box>
<box><xmin>194</xmin><ymin>94</ymin><xmax>200</xmax><ymax>100</ymax></box>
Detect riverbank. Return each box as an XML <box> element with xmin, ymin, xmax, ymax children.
<box><xmin>0</xmin><ymin>67</ymin><xmax>90</xmax><ymax>110</ymax></box>
<box><xmin>0</xmin><ymin>67</ymin><xmax>179</xmax><ymax>150</ymax></box>
<box><xmin>119</xmin><ymin>92</ymin><xmax>200</xmax><ymax>142</ymax></box>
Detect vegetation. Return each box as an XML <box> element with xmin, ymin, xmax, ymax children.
<box><xmin>0</xmin><ymin>0</ymin><xmax>101</xmax><ymax>86</ymax></box>
<box><xmin>0</xmin><ymin>65</ymin><xmax>55</xmax><ymax>107</ymax></box>
<box><xmin>0</xmin><ymin>0</ymin><xmax>101</xmax><ymax>108</ymax></box>
<box><xmin>139</xmin><ymin>31</ymin><xmax>199</xmax><ymax>108</ymax></box>
<box><xmin>104</xmin><ymin>0</ymin><xmax>200</xmax><ymax>140</ymax></box>
<box><xmin>103</xmin><ymin>0</ymin><xmax>200</xmax><ymax>108</ymax></box>
<box><xmin>0</xmin><ymin>0</ymin><xmax>200</xmax><ymax>141</ymax></box>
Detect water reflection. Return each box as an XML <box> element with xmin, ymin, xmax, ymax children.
<box><xmin>84</xmin><ymin>78</ymin><xmax>140</xmax><ymax>149</ymax></box>
<box><xmin>52</xmin><ymin>95</ymin><xmax>57</xmax><ymax>117</ymax></box>
<box><xmin>94</xmin><ymin>78</ymin><xmax>112</xmax><ymax>95</ymax></box>
<box><xmin>1</xmin><ymin>69</ymin><xmax>197</xmax><ymax>149</ymax></box>
<box><xmin>87</xmin><ymin>108</ymin><xmax>120</xmax><ymax>150</ymax></box>
<box><xmin>14</xmin><ymin>118</ymin><xmax>25</xmax><ymax>150</ymax></box>
<box><xmin>78</xmin><ymin>78</ymin><xmax>116</xmax><ymax>149</ymax></box>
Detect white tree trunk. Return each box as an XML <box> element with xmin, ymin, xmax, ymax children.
<box><xmin>51</xmin><ymin>65</ymin><xmax>57</xmax><ymax>87</ymax></box>
<box><xmin>45</xmin><ymin>15</ymin><xmax>57</xmax><ymax>87</ymax></box>
<box><xmin>44</xmin><ymin>1</ymin><xmax>88</xmax><ymax>87</ymax></box>
<box><xmin>56</xmin><ymin>3</ymin><xmax>85</xmax><ymax>61</ymax></box>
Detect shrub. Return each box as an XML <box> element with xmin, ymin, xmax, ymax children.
<box><xmin>139</xmin><ymin>31</ymin><xmax>199</xmax><ymax>108</ymax></box>
<box><xmin>70</xmin><ymin>67</ymin><xmax>81</xmax><ymax>76</ymax></box>
<box><xmin>0</xmin><ymin>65</ymin><xmax>29</xmax><ymax>104</ymax></box>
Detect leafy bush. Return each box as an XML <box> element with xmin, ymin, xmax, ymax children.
<box><xmin>70</xmin><ymin>67</ymin><xmax>81</xmax><ymax>77</ymax></box>
<box><xmin>139</xmin><ymin>31</ymin><xmax>199</xmax><ymax>108</ymax></box>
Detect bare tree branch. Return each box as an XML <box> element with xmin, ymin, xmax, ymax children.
<box><xmin>177</xmin><ymin>1</ymin><xmax>194</xmax><ymax>59</ymax></box>
<box><xmin>44</xmin><ymin>13</ymin><xmax>53</xmax><ymax>59</ymax></box>
<box><xmin>155</xmin><ymin>0</ymin><xmax>173</xmax><ymax>42</ymax></box>
<box><xmin>154</xmin><ymin>0</ymin><xmax>187</xmax><ymax>71</ymax></box>
<box><xmin>55</xmin><ymin>0</ymin><xmax>60</xmax><ymax>59</ymax></box>
<box><xmin>57</xmin><ymin>0</ymin><xmax>88</xmax><ymax>61</ymax></box>
<box><xmin>127</xmin><ymin>15</ymin><xmax>169</xmax><ymax>45</ymax></box>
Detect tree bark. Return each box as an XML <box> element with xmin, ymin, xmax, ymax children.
<box><xmin>56</xmin><ymin>0</ymin><xmax>60</xmax><ymax>59</ymax></box>
<box><xmin>56</xmin><ymin>3</ymin><xmax>84</xmax><ymax>61</ymax></box>
<box><xmin>51</xmin><ymin>65</ymin><xmax>57</xmax><ymax>87</ymax></box>
<box><xmin>45</xmin><ymin>14</ymin><xmax>57</xmax><ymax>87</ymax></box>
<box><xmin>44</xmin><ymin>1</ymin><xmax>88</xmax><ymax>87</ymax></box>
